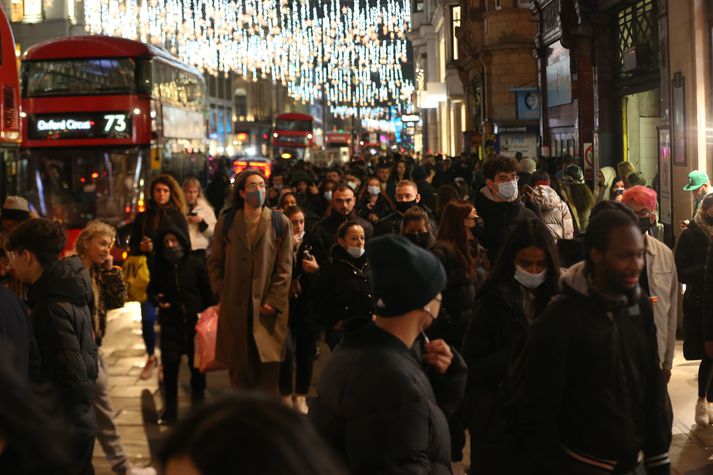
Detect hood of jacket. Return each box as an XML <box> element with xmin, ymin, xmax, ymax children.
<box><xmin>531</xmin><ymin>185</ymin><xmax>563</xmax><ymax>211</ymax></box>
<box><xmin>155</xmin><ymin>222</ymin><xmax>193</xmax><ymax>255</ymax></box>
<box><xmin>560</xmin><ymin>261</ymin><xmax>590</xmax><ymax>297</ymax></box>
<box><xmin>561</xmin><ymin>260</ymin><xmax>642</xmax><ymax>312</ymax></box>
<box><xmin>27</xmin><ymin>255</ymin><xmax>93</xmax><ymax>307</ymax></box>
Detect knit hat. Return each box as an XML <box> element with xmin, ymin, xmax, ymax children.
<box><xmin>517</xmin><ymin>158</ymin><xmax>536</xmax><ymax>175</ymax></box>
<box><xmin>366</xmin><ymin>234</ymin><xmax>446</xmax><ymax>317</ymax></box>
<box><xmin>1</xmin><ymin>196</ymin><xmax>30</xmax><ymax>221</ymax></box>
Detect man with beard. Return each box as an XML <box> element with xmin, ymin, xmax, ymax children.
<box><xmin>504</xmin><ymin>209</ymin><xmax>671</xmax><ymax>474</ymax></box>
<box><xmin>309</xmin><ymin>183</ymin><xmax>373</xmax><ymax>265</ymax></box>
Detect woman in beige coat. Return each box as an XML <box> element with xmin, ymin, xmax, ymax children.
<box><xmin>208</xmin><ymin>170</ymin><xmax>293</xmax><ymax>394</ymax></box>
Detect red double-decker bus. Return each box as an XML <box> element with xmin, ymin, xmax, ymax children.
<box><xmin>17</xmin><ymin>36</ymin><xmax>207</xmax><ymax>229</ymax></box>
<box><xmin>272</xmin><ymin>112</ymin><xmax>313</xmax><ymax>160</ymax></box>
<box><xmin>0</xmin><ymin>7</ymin><xmax>21</xmax><ymax>199</ymax></box>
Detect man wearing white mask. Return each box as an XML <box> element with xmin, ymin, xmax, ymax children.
<box><xmin>473</xmin><ymin>155</ymin><xmax>537</xmax><ymax>263</ymax></box>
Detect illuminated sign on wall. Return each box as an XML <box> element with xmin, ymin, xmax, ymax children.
<box><xmin>28</xmin><ymin>112</ymin><xmax>132</xmax><ymax>140</ymax></box>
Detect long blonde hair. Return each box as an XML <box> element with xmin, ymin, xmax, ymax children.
<box><xmin>183</xmin><ymin>176</ymin><xmax>206</xmax><ymax>201</ymax></box>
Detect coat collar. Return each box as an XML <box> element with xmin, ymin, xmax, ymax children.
<box><xmin>234</xmin><ymin>207</ymin><xmax>271</xmax><ymax>249</ymax></box>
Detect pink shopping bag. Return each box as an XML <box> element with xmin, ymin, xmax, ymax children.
<box><xmin>194</xmin><ymin>305</ymin><xmax>228</xmax><ymax>373</ymax></box>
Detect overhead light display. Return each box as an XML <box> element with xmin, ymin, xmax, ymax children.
<box><xmin>83</xmin><ymin>0</ymin><xmax>414</xmax><ymax>117</ymax></box>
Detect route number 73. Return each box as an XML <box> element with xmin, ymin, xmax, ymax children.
<box><xmin>104</xmin><ymin>114</ymin><xmax>127</xmax><ymax>132</ymax></box>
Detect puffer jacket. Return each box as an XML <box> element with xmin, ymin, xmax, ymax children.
<box><xmin>309</xmin><ymin>321</ymin><xmax>467</xmax><ymax>475</ymax></box>
<box><xmin>310</xmin><ymin>245</ymin><xmax>373</xmax><ymax>329</ymax></box>
<box><xmin>27</xmin><ymin>256</ymin><xmax>98</xmax><ymax>438</ymax></box>
<box><xmin>531</xmin><ymin>185</ymin><xmax>574</xmax><ymax>240</ymax></box>
<box><xmin>504</xmin><ymin>262</ymin><xmax>671</xmax><ymax>474</ymax></box>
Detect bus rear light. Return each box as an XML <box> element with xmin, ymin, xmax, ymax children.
<box><xmin>125</xmin><ymin>206</ymin><xmax>131</xmax><ymax>214</ymax></box>
<box><xmin>91</xmin><ymin>172</ymin><xmax>99</xmax><ymax>179</ymax></box>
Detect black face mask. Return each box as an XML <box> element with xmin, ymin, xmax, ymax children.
<box><xmin>163</xmin><ymin>246</ymin><xmax>185</xmax><ymax>263</ymax></box>
<box><xmin>638</xmin><ymin>216</ymin><xmax>653</xmax><ymax>234</ymax></box>
<box><xmin>404</xmin><ymin>232</ymin><xmax>430</xmax><ymax>248</ymax></box>
<box><xmin>396</xmin><ymin>200</ymin><xmax>418</xmax><ymax>214</ymax></box>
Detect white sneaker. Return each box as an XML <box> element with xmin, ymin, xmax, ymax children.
<box><xmin>696</xmin><ymin>397</ymin><xmax>710</xmax><ymax>425</ymax></box>
<box><xmin>293</xmin><ymin>395</ymin><xmax>309</xmax><ymax>415</ymax></box>
<box><xmin>451</xmin><ymin>461</ymin><xmax>467</xmax><ymax>475</ymax></box>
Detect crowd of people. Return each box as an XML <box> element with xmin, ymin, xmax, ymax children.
<box><xmin>1</xmin><ymin>149</ymin><xmax>712</xmax><ymax>475</ymax></box>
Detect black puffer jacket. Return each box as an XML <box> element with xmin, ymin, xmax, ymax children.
<box><xmin>27</xmin><ymin>256</ymin><xmax>98</xmax><ymax>438</ymax></box>
<box><xmin>310</xmin><ymin>245</ymin><xmax>373</xmax><ymax>329</ymax></box>
<box><xmin>148</xmin><ymin>224</ymin><xmax>216</xmax><ymax>355</ymax></box>
<box><xmin>428</xmin><ymin>241</ymin><xmax>477</xmax><ymax>348</ymax></box>
<box><xmin>309</xmin><ymin>211</ymin><xmax>374</xmax><ymax>265</ymax></box>
<box><xmin>309</xmin><ymin>322</ymin><xmax>467</xmax><ymax>475</ymax></box>
<box><xmin>504</xmin><ymin>262</ymin><xmax>671</xmax><ymax>474</ymax></box>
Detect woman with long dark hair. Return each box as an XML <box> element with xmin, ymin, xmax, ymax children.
<box><xmin>461</xmin><ymin>218</ymin><xmax>561</xmax><ymax>474</ymax></box>
<box><xmin>428</xmin><ymin>199</ymin><xmax>481</xmax><ymax>473</ymax></box>
<box><xmin>129</xmin><ymin>174</ymin><xmax>189</xmax><ymax>380</ymax></box>
<box><xmin>386</xmin><ymin>159</ymin><xmax>411</xmax><ymax>200</ymax></box>
<box><xmin>677</xmin><ymin>194</ymin><xmax>713</xmax><ymax>425</ymax></box>
<box><xmin>429</xmin><ymin>200</ymin><xmax>480</xmax><ymax>348</ymax></box>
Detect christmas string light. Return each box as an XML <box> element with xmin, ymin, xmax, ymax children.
<box><xmin>83</xmin><ymin>0</ymin><xmax>414</xmax><ymax>117</ymax></box>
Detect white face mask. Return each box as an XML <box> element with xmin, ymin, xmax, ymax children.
<box><xmin>368</xmin><ymin>185</ymin><xmax>381</xmax><ymax>196</ymax></box>
<box><xmin>347</xmin><ymin>246</ymin><xmax>365</xmax><ymax>259</ymax></box>
<box><xmin>497</xmin><ymin>180</ymin><xmax>519</xmax><ymax>202</ymax></box>
<box><xmin>514</xmin><ymin>265</ymin><xmax>547</xmax><ymax>289</ymax></box>
<box><xmin>348</xmin><ymin>181</ymin><xmax>358</xmax><ymax>191</ymax></box>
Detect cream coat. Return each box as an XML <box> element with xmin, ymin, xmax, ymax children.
<box><xmin>644</xmin><ymin>234</ymin><xmax>678</xmax><ymax>371</ymax></box>
<box><xmin>208</xmin><ymin>207</ymin><xmax>293</xmax><ymax>371</ymax></box>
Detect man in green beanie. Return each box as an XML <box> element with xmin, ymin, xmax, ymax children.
<box><xmin>309</xmin><ymin>234</ymin><xmax>467</xmax><ymax>475</ymax></box>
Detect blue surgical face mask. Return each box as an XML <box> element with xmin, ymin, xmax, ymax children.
<box><xmin>368</xmin><ymin>185</ymin><xmax>381</xmax><ymax>196</ymax></box>
<box><xmin>497</xmin><ymin>180</ymin><xmax>519</xmax><ymax>202</ymax></box>
<box><xmin>323</xmin><ymin>191</ymin><xmax>333</xmax><ymax>201</ymax></box>
<box><xmin>514</xmin><ymin>265</ymin><xmax>546</xmax><ymax>289</ymax></box>
<box><xmin>246</xmin><ymin>189</ymin><xmax>266</xmax><ymax>208</ymax></box>
<box><xmin>347</xmin><ymin>246</ymin><xmax>365</xmax><ymax>259</ymax></box>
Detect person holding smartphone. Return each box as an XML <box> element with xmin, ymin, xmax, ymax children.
<box><xmin>279</xmin><ymin>206</ymin><xmax>320</xmax><ymax>414</ymax></box>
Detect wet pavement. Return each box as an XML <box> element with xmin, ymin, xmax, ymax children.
<box><xmin>93</xmin><ymin>302</ymin><xmax>713</xmax><ymax>474</ymax></box>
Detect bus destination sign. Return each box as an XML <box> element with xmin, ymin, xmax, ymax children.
<box><xmin>28</xmin><ymin>112</ymin><xmax>132</xmax><ymax>140</ymax></box>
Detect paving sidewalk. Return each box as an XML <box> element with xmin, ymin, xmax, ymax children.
<box><xmin>94</xmin><ymin>303</ymin><xmax>713</xmax><ymax>474</ymax></box>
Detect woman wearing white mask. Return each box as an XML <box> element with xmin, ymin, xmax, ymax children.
<box><xmin>461</xmin><ymin>218</ymin><xmax>561</xmax><ymax>474</ymax></box>
<box><xmin>310</xmin><ymin>221</ymin><xmax>373</xmax><ymax>350</ymax></box>
<box><xmin>357</xmin><ymin>176</ymin><xmax>394</xmax><ymax>224</ymax></box>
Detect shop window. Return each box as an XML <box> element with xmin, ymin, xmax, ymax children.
<box><xmin>22</xmin><ymin>0</ymin><xmax>41</xmax><ymax>23</ymax></box>
<box><xmin>10</xmin><ymin>0</ymin><xmax>23</xmax><ymax>22</ymax></box>
<box><xmin>495</xmin><ymin>0</ymin><xmax>502</xmax><ymax>10</ymax></box>
<box><xmin>451</xmin><ymin>5</ymin><xmax>461</xmax><ymax>61</ymax></box>
<box><xmin>234</xmin><ymin>88</ymin><xmax>247</xmax><ymax>118</ymax></box>
<box><xmin>616</xmin><ymin>0</ymin><xmax>658</xmax><ymax>82</ymax></box>
<box><xmin>414</xmin><ymin>0</ymin><xmax>424</xmax><ymax>12</ymax></box>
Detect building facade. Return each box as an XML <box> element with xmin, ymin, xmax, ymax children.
<box><xmin>532</xmin><ymin>0</ymin><xmax>709</xmax><ymax>240</ymax></box>
<box><xmin>409</xmin><ymin>0</ymin><xmax>468</xmax><ymax>157</ymax></box>
<box><xmin>2</xmin><ymin>0</ymin><xmax>301</xmax><ymax>158</ymax></box>
<box><xmin>456</xmin><ymin>0</ymin><xmax>538</xmax><ymax>159</ymax></box>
